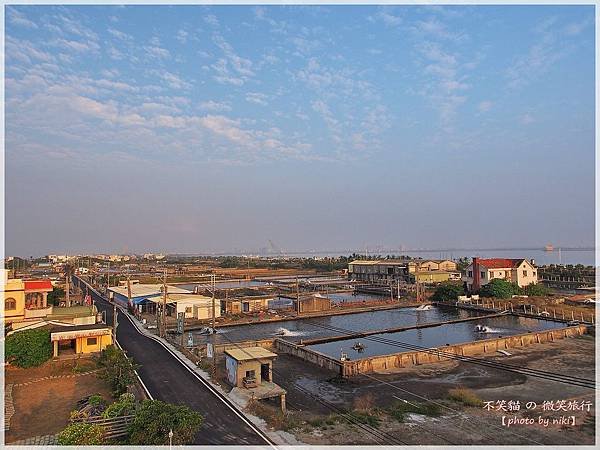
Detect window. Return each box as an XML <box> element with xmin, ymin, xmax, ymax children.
<box><xmin>5</xmin><ymin>298</ymin><xmax>16</xmax><ymax>311</ymax></box>
<box><xmin>468</xmin><ymin>271</ymin><xmax>473</xmax><ymax>277</ymax></box>
<box><xmin>245</xmin><ymin>370</ymin><xmax>256</xmax><ymax>379</ymax></box>
<box><xmin>533</xmin><ymin>271</ymin><xmax>536</xmax><ymax>277</ymax></box>
<box><xmin>86</xmin><ymin>337</ymin><xmax>98</xmax><ymax>346</ymax></box>
<box><xmin>185</xmin><ymin>307</ymin><xmax>192</xmax><ymax>313</ymax></box>
<box><xmin>490</xmin><ymin>272</ymin><xmax>494</xmax><ymax>279</ymax></box>
<box><xmin>481</xmin><ymin>271</ymin><xmax>486</xmax><ymax>279</ymax></box>
<box><xmin>523</xmin><ymin>270</ymin><xmax>528</xmax><ymax>277</ymax></box>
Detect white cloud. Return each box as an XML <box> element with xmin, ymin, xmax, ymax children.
<box><xmin>144</xmin><ymin>45</ymin><xmax>170</xmax><ymax>59</ymax></box>
<box><xmin>7</xmin><ymin>8</ymin><xmax>38</xmax><ymax>29</ymax></box>
<box><xmin>213</xmin><ymin>35</ymin><xmax>254</xmax><ymax>77</ymax></box>
<box><xmin>204</xmin><ymin>15</ymin><xmax>219</xmax><ymax>27</ymax></box>
<box><xmin>412</xmin><ymin>18</ymin><xmax>467</xmax><ymax>42</ymax></box>
<box><xmin>211</xmin><ymin>58</ymin><xmax>245</xmax><ymax>86</ymax></box>
<box><xmin>54</xmin><ymin>14</ymin><xmax>99</xmax><ymax>41</ymax></box>
<box><xmin>370</xmin><ymin>7</ymin><xmax>402</xmax><ymax>27</ymax></box>
<box><xmin>152</xmin><ymin>70</ymin><xmax>191</xmax><ymax>90</ymax></box>
<box><xmin>51</xmin><ymin>38</ymin><xmax>100</xmax><ymax>53</ymax></box>
<box><xmin>506</xmin><ymin>17</ymin><xmax>580</xmax><ymax>89</ymax></box>
<box><xmin>200</xmin><ymin>100</ymin><xmax>231</xmax><ymax>112</ymax></box>
<box><xmin>478</xmin><ymin>100</ymin><xmax>493</xmax><ymax>113</ymax></box>
<box><xmin>107</xmin><ymin>28</ymin><xmax>132</xmax><ymax>41</ymax></box>
<box><xmin>245</xmin><ymin>92</ymin><xmax>268</xmax><ymax>106</ymax></box>
<box><xmin>176</xmin><ymin>30</ymin><xmax>189</xmax><ymax>44</ymax></box>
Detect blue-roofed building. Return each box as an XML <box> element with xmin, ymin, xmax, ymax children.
<box><xmin>108</xmin><ymin>283</ymin><xmax>191</xmax><ymax>311</ymax></box>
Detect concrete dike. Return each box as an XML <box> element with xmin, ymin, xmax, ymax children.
<box><xmin>273</xmin><ymin>320</ymin><xmax>589</xmax><ymax>378</ymax></box>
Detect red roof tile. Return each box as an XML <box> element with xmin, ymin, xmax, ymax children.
<box><xmin>24</xmin><ymin>280</ymin><xmax>53</xmax><ymax>291</ymax></box>
<box><xmin>477</xmin><ymin>258</ymin><xmax>525</xmax><ymax>269</ymax></box>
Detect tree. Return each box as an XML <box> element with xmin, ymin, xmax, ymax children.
<box><xmin>480</xmin><ymin>279</ymin><xmax>518</xmax><ymax>299</ymax></box>
<box><xmin>456</xmin><ymin>257</ymin><xmax>471</xmax><ymax>272</ymax></box>
<box><xmin>431</xmin><ymin>282</ymin><xmax>464</xmax><ymax>302</ymax></box>
<box><xmin>5</xmin><ymin>329</ymin><xmax>52</xmax><ymax>368</ymax></box>
<box><xmin>96</xmin><ymin>345</ymin><xmax>139</xmax><ymax>397</ymax></box>
<box><xmin>520</xmin><ymin>283</ymin><xmax>550</xmax><ymax>297</ymax></box>
<box><xmin>47</xmin><ymin>287</ymin><xmax>66</xmax><ymax>307</ymax></box>
<box><xmin>128</xmin><ymin>400</ymin><xmax>203</xmax><ymax>445</ymax></box>
<box><xmin>57</xmin><ymin>423</ymin><xmax>105</xmax><ymax>445</ymax></box>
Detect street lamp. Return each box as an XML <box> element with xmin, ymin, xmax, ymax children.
<box><xmin>168</xmin><ymin>429</ymin><xmax>173</xmax><ymax>449</ymax></box>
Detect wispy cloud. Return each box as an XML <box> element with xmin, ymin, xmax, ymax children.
<box><xmin>478</xmin><ymin>100</ymin><xmax>493</xmax><ymax>113</ymax></box>
<box><xmin>369</xmin><ymin>7</ymin><xmax>402</xmax><ymax>27</ymax></box>
<box><xmin>200</xmin><ymin>100</ymin><xmax>231</xmax><ymax>112</ymax></box>
<box><xmin>7</xmin><ymin>7</ymin><xmax>38</xmax><ymax>29</ymax></box>
<box><xmin>245</xmin><ymin>92</ymin><xmax>268</xmax><ymax>106</ymax></box>
<box><xmin>506</xmin><ymin>16</ymin><xmax>583</xmax><ymax>89</ymax></box>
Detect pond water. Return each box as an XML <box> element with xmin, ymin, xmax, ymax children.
<box><xmin>192</xmin><ymin>305</ymin><xmax>487</xmax><ymax>345</ymax></box>
<box><xmin>306</xmin><ymin>315</ymin><xmax>567</xmax><ymax>359</ymax></box>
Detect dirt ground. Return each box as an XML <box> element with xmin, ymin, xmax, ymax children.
<box><xmin>4</xmin><ymin>358</ymin><xmax>113</xmax><ymax>443</ymax></box>
<box><xmin>257</xmin><ymin>334</ymin><xmax>595</xmax><ymax>445</ymax></box>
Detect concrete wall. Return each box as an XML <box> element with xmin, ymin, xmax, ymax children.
<box><xmin>275</xmin><ymin>325</ymin><xmax>588</xmax><ymax>378</ymax></box>
<box><xmin>274</xmin><ymin>338</ymin><xmax>344</xmax><ymax>375</ymax></box>
<box><xmin>341</xmin><ymin>324</ymin><xmax>587</xmax><ymax>376</ymax></box>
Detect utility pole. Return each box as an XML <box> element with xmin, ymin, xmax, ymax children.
<box><xmin>211</xmin><ymin>274</ymin><xmax>216</xmax><ymax>380</ymax></box>
<box><xmin>296</xmin><ymin>276</ymin><xmax>300</xmax><ymax>314</ymax></box>
<box><xmin>415</xmin><ymin>262</ymin><xmax>420</xmax><ymax>302</ymax></box>
<box><xmin>161</xmin><ymin>269</ymin><xmax>167</xmax><ymax>338</ymax></box>
<box><xmin>65</xmin><ymin>263</ymin><xmax>71</xmax><ymax>307</ymax></box>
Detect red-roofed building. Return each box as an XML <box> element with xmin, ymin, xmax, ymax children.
<box><xmin>463</xmin><ymin>258</ymin><xmax>538</xmax><ymax>292</ymax></box>
<box><xmin>24</xmin><ymin>279</ymin><xmax>54</xmax><ymax>310</ymax></box>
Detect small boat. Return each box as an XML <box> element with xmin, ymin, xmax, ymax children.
<box><xmin>475</xmin><ymin>324</ymin><xmax>489</xmax><ymax>333</ymax></box>
<box><xmin>416</xmin><ymin>304</ymin><xmax>432</xmax><ymax>311</ymax></box>
<box><xmin>340</xmin><ymin>350</ymin><xmax>351</xmax><ymax>361</ymax></box>
<box><xmin>567</xmin><ymin>320</ymin><xmax>580</xmax><ymax>327</ymax></box>
<box><xmin>352</xmin><ymin>342</ymin><xmax>366</xmax><ymax>352</ymax></box>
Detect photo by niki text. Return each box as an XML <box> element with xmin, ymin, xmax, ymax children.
<box><xmin>483</xmin><ymin>399</ymin><xmax>594</xmax><ymax>428</ymax></box>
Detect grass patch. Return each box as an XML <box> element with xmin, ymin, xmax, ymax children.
<box><xmin>447</xmin><ymin>388</ymin><xmax>483</xmax><ymax>407</ymax></box>
<box><xmin>246</xmin><ymin>400</ymin><xmax>300</xmax><ymax>431</ymax></box>
<box><xmin>345</xmin><ymin>411</ymin><xmax>381</xmax><ymax>428</ymax></box>
<box><xmin>387</xmin><ymin>401</ymin><xmax>442</xmax><ymax>422</ymax></box>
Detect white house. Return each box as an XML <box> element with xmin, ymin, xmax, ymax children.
<box><xmin>463</xmin><ymin>258</ymin><xmax>538</xmax><ymax>291</ymax></box>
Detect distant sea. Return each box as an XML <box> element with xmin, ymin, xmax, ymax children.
<box><xmin>257</xmin><ymin>249</ymin><xmax>596</xmax><ymax>266</ymax></box>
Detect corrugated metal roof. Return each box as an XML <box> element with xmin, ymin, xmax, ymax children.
<box><xmin>108</xmin><ymin>284</ymin><xmax>191</xmax><ymax>298</ymax></box>
<box><xmin>224</xmin><ymin>347</ymin><xmax>277</xmax><ymax>361</ymax></box>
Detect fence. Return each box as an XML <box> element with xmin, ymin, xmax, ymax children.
<box><xmin>71</xmin><ymin>415</ymin><xmax>134</xmax><ymax>440</ymax></box>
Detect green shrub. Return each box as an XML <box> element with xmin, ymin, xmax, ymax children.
<box><xmin>448</xmin><ymin>388</ymin><xmax>483</xmax><ymax>407</ymax></box>
<box><xmin>480</xmin><ymin>279</ymin><xmax>518</xmax><ymax>299</ymax></box>
<box><xmin>128</xmin><ymin>400</ymin><xmax>203</xmax><ymax>445</ymax></box>
<box><xmin>347</xmin><ymin>411</ymin><xmax>380</xmax><ymax>428</ymax></box>
<box><xmin>5</xmin><ymin>329</ymin><xmax>52</xmax><ymax>368</ymax></box>
<box><xmin>103</xmin><ymin>393</ymin><xmax>136</xmax><ymax>418</ymax></box>
<box><xmin>520</xmin><ymin>283</ymin><xmax>550</xmax><ymax>296</ymax></box>
<box><xmin>88</xmin><ymin>394</ymin><xmax>107</xmax><ymax>407</ymax></box>
<box><xmin>57</xmin><ymin>423</ymin><xmax>105</xmax><ymax>445</ymax></box>
<box><xmin>96</xmin><ymin>345</ymin><xmax>139</xmax><ymax>397</ymax></box>
<box><xmin>431</xmin><ymin>282</ymin><xmax>464</xmax><ymax>302</ymax></box>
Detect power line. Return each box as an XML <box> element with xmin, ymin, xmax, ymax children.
<box><xmin>216</xmin><ymin>332</ymin><xmax>408</xmax><ymax>445</ymax></box>
<box><xmin>300</xmin><ymin>320</ymin><xmax>596</xmax><ymax>389</ymax></box>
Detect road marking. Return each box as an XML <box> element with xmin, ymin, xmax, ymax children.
<box><xmin>77</xmin><ymin>277</ymin><xmax>275</xmax><ymax>447</ymax></box>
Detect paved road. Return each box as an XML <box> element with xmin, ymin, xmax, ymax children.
<box><xmin>74</xmin><ymin>277</ymin><xmax>272</xmax><ymax>446</ymax></box>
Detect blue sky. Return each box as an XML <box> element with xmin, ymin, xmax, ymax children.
<box><xmin>5</xmin><ymin>5</ymin><xmax>595</xmax><ymax>256</ymax></box>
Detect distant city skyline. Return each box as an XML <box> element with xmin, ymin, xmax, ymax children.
<box><xmin>5</xmin><ymin>5</ymin><xmax>595</xmax><ymax>257</ymax></box>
